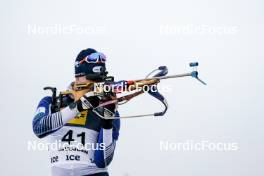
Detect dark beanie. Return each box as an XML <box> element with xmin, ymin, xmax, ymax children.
<box><xmin>74</xmin><ymin>48</ymin><xmax>107</xmax><ymax>81</ymax></box>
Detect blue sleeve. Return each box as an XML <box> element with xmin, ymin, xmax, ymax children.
<box><xmin>94</xmin><ymin>111</ymin><xmax>121</xmax><ymax>168</ymax></box>
<box><xmin>32</xmin><ymin>96</ymin><xmax>64</xmax><ymax>138</ymax></box>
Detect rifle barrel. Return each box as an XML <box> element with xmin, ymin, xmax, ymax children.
<box><xmin>158</xmin><ymin>72</ymin><xmax>192</xmax><ymax>80</ymax></box>
<box><xmin>135</xmin><ymin>72</ymin><xmax>192</xmax><ymax>82</ymax></box>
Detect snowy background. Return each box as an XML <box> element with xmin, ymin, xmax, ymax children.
<box><xmin>0</xmin><ymin>0</ymin><xmax>263</xmax><ymax>175</ymax></box>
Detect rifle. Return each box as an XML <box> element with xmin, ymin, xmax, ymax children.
<box><xmin>44</xmin><ymin>62</ymin><xmax>206</xmax><ymax>119</ymax></box>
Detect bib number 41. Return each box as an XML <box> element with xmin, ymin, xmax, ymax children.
<box><xmin>61</xmin><ymin>130</ymin><xmax>86</xmax><ymax>145</ymax></box>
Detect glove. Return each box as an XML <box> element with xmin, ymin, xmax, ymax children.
<box><xmin>75</xmin><ymin>92</ymin><xmax>100</xmax><ymax>112</ymax></box>
<box><xmin>97</xmin><ymin>95</ymin><xmax>117</xmax><ymax>129</ymax></box>
<box><xmin>101</xmin><ymin>105</ymin><xmax>116</xmax><ymax>129</ymax></box>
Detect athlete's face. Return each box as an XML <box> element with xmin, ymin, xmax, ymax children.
<box><xmin>75</xmin><ymin>76</ymin><xmax>95</xmax><ymax>84</ymax></box>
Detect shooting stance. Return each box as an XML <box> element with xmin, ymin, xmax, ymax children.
<box><xmin>32</xmin><ymin>48</ymin><xmax>206</xmax><ymax>176</ymax></box>
<box><xmin>33</xmin><ymin>48</ymin><xmax>120</xmax><ymax>176</ymax></box>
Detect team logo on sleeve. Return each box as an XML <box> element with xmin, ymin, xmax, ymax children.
<box><xmin>35</xmin><ymin>107</ymin><xmax>46</xmax><ymax>115</ymax></box>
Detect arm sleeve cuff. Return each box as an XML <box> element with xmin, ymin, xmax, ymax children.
<box><xmin>60</xmin><ymin>105</ymin><xmax>80</xmax><ymax>124</ymax></box>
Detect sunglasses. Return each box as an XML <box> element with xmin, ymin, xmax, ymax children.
<box><xmin>79</xmin><ymin>52</ymin><xmax>106</xmax><ymax>65</ymax></box>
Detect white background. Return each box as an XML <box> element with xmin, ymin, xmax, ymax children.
<box><xmin>0</xmin><ymin>0</ymin><xmax>263</xmax><ymax>175</ymax></box>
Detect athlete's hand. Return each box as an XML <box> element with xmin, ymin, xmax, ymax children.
<box><xmin>75</xmin><ymin>92</ymin><xmax>100</xmax><ymax>112</ymax></box>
